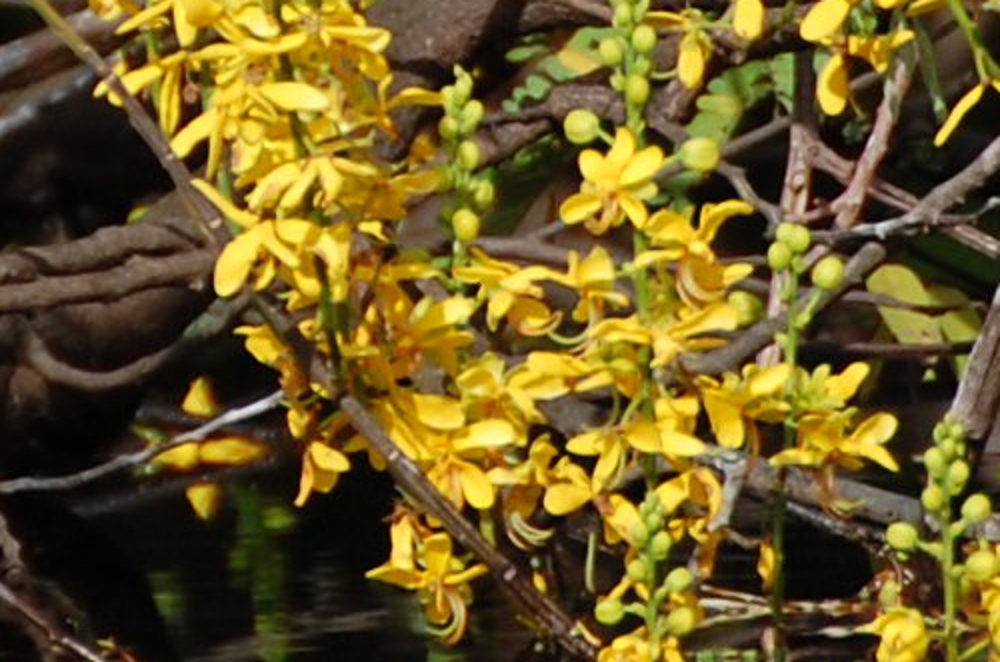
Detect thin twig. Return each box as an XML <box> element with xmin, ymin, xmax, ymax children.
<box><xmin>0</xmin><ymin>390</ymin><xmax>283</xmax><ymax>494</ymax></box>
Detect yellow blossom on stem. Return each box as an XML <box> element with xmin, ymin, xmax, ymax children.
<box><xmin>696</xmin><ymin>363</ymin><xmax>792</xmax><ymax>449</ymax></box>
<box><xmin>560</xmin><ymin>128</ymin><xmax>664</xmax><ymax>235</ymax></box>
<box><xmin>770</xmin><ymin>410</ymin><xmax>899</xmax><ymax>471</ymax></box>
<box><xmin>366</xmin><ymin>532</ymin><xmax>487</xmax><ymax>645</ymax></box>
<box><xmin>555</xmin><ymin>246</ymin><xmax>631</xmax><ymax>323</ymax></box>
<box><xmin>733</xmin><ymin>0</ymin><xmax>765</xmax><ymax>41</ymax></box>
<box><xmin>816</xmin><ymin>32</ymin><xmax>914</xmax><ymax>116</ymax></box>
<box><xmin>646</xmin><ymin>10</ymin><xmax>713</xmax><ymax>89</ymax></box>
<box><xmin>858</xmin><ymin>608</ymin><xmax>930</xmax><ymax>662</ymax></box>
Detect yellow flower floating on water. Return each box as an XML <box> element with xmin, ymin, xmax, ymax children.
<box><xmin>560</xmin><ymin>128</ymin><xmax>664</xmax><ymax>235</ymax></box>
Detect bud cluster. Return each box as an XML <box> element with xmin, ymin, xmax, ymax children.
<box><xmin>439</xmin><ymin>66</ymin><xmax>495</xmax><ymax>243</ymax></box>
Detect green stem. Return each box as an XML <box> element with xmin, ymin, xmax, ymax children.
<box><xmin>944</xmin><ymin>0</ymin><xmax>997</xmax><ymax>79</ymax></box>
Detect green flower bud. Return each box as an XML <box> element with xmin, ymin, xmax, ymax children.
<box><xmin>811</xmin><ymin>256</ymin><xmax>844</xmax><ymax>290</ymax></box>
<box><xmin>679</xmin><ymin>137</ymin><xmax>720</xmax><ymax>173</ymax></box>
<box><xmin>631</xmin><ymin>25</ymin><xmax>657</xmax><ymax>53</ymax></box>
<box><xmin>947</xmin><ymin>460</ymin><xmax>971</xmax><ymax>494</ymax></box>
<box><xmin>665</xmin><ymin>606</ymin><xmax>696</xmax><ymax>636</ymax></box>
<box><xmin>940</xmin><ymin>437</ymin><xmax>958</xmax><ymax>460</ymax></box>
<box><xmin>664</xmin><ymin>567</ymin><xmax>693</xmax><ymax>593</ymax></box>
<box><xmin>473</xmin><ymin>179</ymin><xmax>495</xmax><ymax>210</ymax></box>
<box><xmin>776</xmin><ymin>223</ymin><xmax>810</xmax><ymax>253</ymax></box>
<box><xmin>728</xmin><ymin>290</ymin><xmax>764</xmax><ymax>326</ymax></box>
<box><xmin>460</xmin><ymin>100</ymin><xmax>484</xmax><ymax>134</ymax></box>
<box><xmin>922</xmin><ymin>484</ymin><xmax>947</xmax><ymax>512</ymax></box>
<box><xmin>962</xmin><ymin>494</ymin><xmax>992</xmax><ymax>525</ymax></box>
<box><xmin>599</xmin><ymin>37</ymin><xmax>625</xmax><ymax>67</ymax></box>
<box><xmin>595</xmin><ymin>598</ymin><xmax>625</xmax><ymax>625</ymax></box>
<box><xmin>439</xmin><ymin>116</ymin><xmax>460</xmax><ymax>140</ymax></box>
<box><xmin>453</xmin><ymin>68</ymin><xmax>473</xmax><ymax>105</ymax></box>
<box><xmin>933</xmin><ymin>421</ymin><xmax>949</xmax><ymax>444</ymax></box>
<box><xmin>767</xmin><ymin>241</ymin><xmax>792</xmax><ymax>271</ymax></box>
<box><xmin>452</xmin><ymin>208</ymin><xmax>480</xmax><ymax>242</ymax></box>
<box><xmin>631</xmin><ymin>522</ymin><xmax>650</xmax><ymax>546</ymax></box>
<box><xmin>650</xmin><ymin>531</ymin><xmax>672</xmax><ymax>560</ymax></box>
<box><xmin>644</xmin><ymin>511</ymin><xmax>662</xmax><ymax>533</ymax></box>
<box><xmin>923</xmin><ymin>447</ymin><xmax>947</xmax><ymax>479</ymax></box>
<box><xmin>625</xmin><ymin>74</ymin><xmax>650</xmax><ymax>106</ymax></box>
<box><xmin>458</xmin><ymin>140</ymin><xmax>481</xmax><ymax>170</ymax></box>
<box><xmin>627</xmin><ymin>558</ymin><xmax>648</xmax><ymax>582</ymax></box>
<box><xmin>613</xmin><ymin>3</ymin><xmax>633</xmax><ymax>28</ymax></box>
<box><xmin>886</xmin><ymin>522</ymin><xmax>919</xmax><ymax>551</ymax></box>
<box><xmin>563</xmin><ymin>109</ymin><xmax>601</xmax><ymax>145</ymax></box>
<box><xmin>965</xmin><ymin>549</ymin><xmax>998</xmax><ymax>582</ymax></box>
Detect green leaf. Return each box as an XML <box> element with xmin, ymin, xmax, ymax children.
<box><xmin>926</xmin><ymin>285</ymin><xmax>983</xmax><ymax>377</ymax></box>
<box><xmin>865</xmin><ymin>264</ymin><xmax>944</xmax><ymax>345</ymax></box>
<box><xmin>506</xmin><ymin>44</ymin><xmax>549</xmax><ymax>64</ymax></box>
<box><xmin>686</xmin><ymin>58</ymin><xmax>775</xmax><ymax>143</ymax></box>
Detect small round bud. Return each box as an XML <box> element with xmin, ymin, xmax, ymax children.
<box><xmin>665</xmin><ymin>606</ymin><xmax>697</xmax><ymax>636</ymax></box>
<box><xmin>631</xmin><ymin>522</ymin><xmax>650</xmax><ymax>546</ymax></box>
<box><xmin>627</xmin><ymin>558</ymin><xmax>648</xmax><ymax>582</ymax></box>
<box><xmin>962</xmin><ymin>494</ymin><xmax>992</xmax><ymax>525</ymax></box>
<box><xmin>599</xmin><ymin>37</ymin><xmax>625</xmax><ymax>67</ymax></box>
<box><xmin>457</xmin><ymin>140</ymin><xmax>481</xmax><ymax>170</ymax></box>
<box><xmin>460</xmin><ymin>100</ymin><xmax>484</xmax><ymax>133</ymax></box>
<box><xmin>644</xmin><ymin>512</ymin><xmax>662</xmax><ymax>533</ymax></box>
<box><xmin>965</xmin><ymin>549</ymin><xmax>998</xmax><ymax>582</ymax></box>
<box><xmin>439</xmin><ymin>116</ymin><xmax>460</xmax><ymax>140</ymax></box>
<box><xmin>886</xmin><ymin>522</ymin><xmax>919</xmax><ymax>551</ymax></box>
<box><xmin>664</xmin><ymin>567</ymin><xmax>693</xmax><ymax>593</ymax></box>
<box><xmin>933</xmin><ymin>421</ymin><xmax>949</xmax><ymax>444</ymax></box>
<box><xmin>594</xmin><ymin>598</ymin><xmax>625</xmax><ymax>625</ymax></box>
<box><xmin>452</xmin><ymin>208</ymin><xmax>480</xmax><ymax>242</ymax></box>
<box><xmin>947</xmin><ymin>460</ymin><xmax>971</xmax><ymax>494</ymax></box>
<box><xmin>767</xmin><ymin>242</ymin><xmax>792</xmax><ymax>271</ymax></box>
<box><xmin>679</xmin><ymin>137</ymin><xmax>720</xmax><ymax>173</ymax></box>
<box><xmin>563</xmin><ymin>109</ymin><xmax>601</xmax><ymax>145</ymax></box>
<box><xmin>922</xmin><ymin>484</ymin><xmax>947</xmax><ymax>513</ymax></box>
<box><xmin>776</xmin><ymin>223</ymin><xmax>810</xmax><ymax>253</ymax></box>
<box><xmin>453</xmin><ymin>72</ymin><xmax>473</xmax><ymax>105</ymax></box>
<box><xmin>625</xmin><ymin>75</ymin><xmax>650</xmax><ymax>106</ymax></box>
<box><xmin>473</xmin><ymin>179</ymin><xmax>495</xmax><ymax>210</ymax></box>
<box><xmin>728</xmin><ymin>290</ymin><xmax>764</xmax><ymax>326</ymax></box>
<box><xmin>811</xmin><ymin>256</ymin><xmax>844</xmax><ymax>290</ymax></box>
<box><xmin>650</xmin><ymin>531</ymin><xmax>672</xmax><ymax>560</ymax></box>
<box><xmin>613</xmin><ymin>3</ymin><xmax>632</xmax><ymax>28</ymax></box>
<box><xmin>940</xmin><ymin>437</ymin><xmax>958</xmax><ymax>460</ymax></box>
<box><xmin>631</xmin><ymin>25</ymin><xmax>657</xmax><ymax>53</ymax></box>
<box><xmin>923</xmin><ymin>447</ymin><xmax>947</xmax><ymax>479</ymax></box>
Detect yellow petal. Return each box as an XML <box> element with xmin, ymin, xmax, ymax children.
<box><xmin>935</xmin><ymin>84</ymin><xmax>986</xmax><ymax>147</ymax></box>
<box><xmin>757</xmin><ymin>537</ymin><xmax>775</xmax><ymax>589</ymax></box>
<box><xmin>459</xmin><ymin>462</ymin><xmax>495</xmax><ymax>509</ymax></box>
<box><xmin>800</xmin><ymin>0</ymin><xmax>852</xmax><ymax>42</ymax></box>
<box><xmin>453</xmin><ymin>419</ymin><xmax>516</xmax><ymax>452</ymax></box>
<box><xmin>748</xmin><ymin>364</ymin><xmax>792</xmax><ymax>397</ymax></box>
<box><xmin>734</xmin><ymin>0</ymin><xmax>765</xmax><ymax>41</ymax></box>
<box><xmin>824</xmin><ymin>362</ymin><xmax>869</xmax><ymax>401</ymax></box>
<box><xmin>258</xmin><ymin>82</ymin><xmax>330</xmax><ymax>112</ymax></box>
<box><xmin>199</xmin><ymin>438</ymin><xmax>268</xmax><ymax>465</ymax></box>
<box><xmin>186</xmin><ymin>482</ymin><xmax>223</xmax><ymax>520</ymax></box>
<box><xmin>155</xmin><ymin>443</ymin><xmax>200</xmax><ymax>470</ymax></box>
<box><xmin>604</xmin><ymin>128</ymin><xmax>636</xmax><ymax>175</ymax></box>
<box><xmin>678</xmin><ymin>32</ymin><xmax>706</xmax><ymax>89</ymax></box>
<box><xmin>365</xmin><ymin>564</ymin><xmax>425</xmax><ymax>589</ymax></box>
<box><xmin>412</xmin><ymin>393</ymin><xmax>466</xmax><ymax>430</ymax></box>
<box><xmin>660</xmin><ymin>430</ymin><xmax>708</xmax><ymax>456</ymax></box>
<box><xmin>560</xmin><ymin>192</ymin><xmax>602</xmax><ymax>224</ymax></box>
<box><xmin>192</xmin><ymin>179</ymin><xmax>259</xmax><ymax>228</ymax></box>
<box><xmin>624</xmin><ymin>421</ymin><xmax>661</xmax><ymax>453</ymax></box>
<box><xmin>171</xmin><ymin>108</ymin><xmax>219</xmax><ymax>158</ymax></box>
<box><xmin>309</xmin><ymin>442</ymin><xmax>350</xmax><ymax>472</ymax></box>
<box><xmin>182</xmin><ymin>376</ymin><xmax>219</xmax><ymax>417</ymax></box>
<box><xmin>620</xmin><ymin>146</ymin><xmax>665</xmax><ymax>188</ymax></box>
<box><xmin>702</xmin><ymin>391</ymin><xmax>745</xmax><ymax>448</ymax></box>
<box><xmin>817</xmin><ymin>53</ymin><xmax>849</xmax><ymax>116</ymax></box>
<box><xmin>578</xmin><ymin>149</ymin><xmax>606</xmax><ymax>183</ymax></box>
<box><xmin>214</xmin><ymin>229</ymin><xmax>264</xmax><ymax>297</ymax></box>
<box><xmin>543</xmin><ymin>483</ymin><xmax>591</xmax><ymax>515</ymax></box>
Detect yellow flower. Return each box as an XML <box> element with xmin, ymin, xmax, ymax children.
<box><xmin>560</xmin><ymin>128</ymin><xmax>664</xmax><ymax>234</ymax></box>
<box><xmin>816</xmin><ymin>32</ymin><xmax>914</xmax><ymax>116</ymax></box>
<box><xmin>770</xmin><ymin>410</ymin><xmax>899</xmax><ymax>471</ymax></box>
<box><xmin>858</xmin><ymin>608</ymin><xmax>929</xmax><ymax>662</ymax></box>
<box><xmin>295</xmin><ymin>441</ymin><xmax>351</xmax><ymax>506</ymax></box>
<box><xmin>453</xmin><ymin>248</ymin><xmax>562</xmax><ymax>336</ymax></box>
<box><xmin>598</xmin><ymin>629</ymin><xmax>686</xmax><ymax>662</ymax></box>
<box><xmin>697</xmin><ymin>363</ymin><xmax>792</xmax><ymax>449</ymax></box>
<box><xmin>639</xmin><ymin>200</ymin><xmax>754</xmax><ymax>308</ymax></box>
<box><xmin>555</xmin><ymin>246</ymin><xmax>631</xmax><ymax>323</ymax></box>
<box><xmin>366</xmin><ymin>532</ymin><xmax>487</xmax><ymax>645</ymax></box>
<box><xmin>650</xmin><ymin>302</ymin><xmax>741</xmax><ymax>368</ymax></box>
<box><xmin>935</xmin><ymin>82</ymin><xmax>1000</xmax><ymax>146</ymax></box>
<box><xmin>733</xmin><ymin>0</ymin><xmax>765</xmax><ymax>41</ymax></box>
<box><xmin>647</xmin><ymin>10</ymin><xmax>713</xmax><ymax>89</ymax></box>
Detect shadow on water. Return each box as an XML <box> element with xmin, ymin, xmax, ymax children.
<box><xmin>0</xmin><ymin>462</ymin><xmax>531</xmax><ymax>662</ymax></box>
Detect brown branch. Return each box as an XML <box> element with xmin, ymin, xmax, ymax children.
<box><xmin>950</xmin><ymin>283</ymin><xmax>1000</xmax><ymax>442</ymax></box>
<box><xmin>0</xmin><ymin>249</ymin><xmax>214</xmax><ymax>313</ymax></box>
<box><xmin>831</xmin><ymin>51</ymin><xmax>915</xmax><ymax>229</ymax></box>
<box><xmin>0</xmin><ymin>579</ymin><xmax>109</xmax><ymax>662</ymax></box>
<box><xmin>340</xmin><ymin>396</ymin><xmax>598</xmax><ymax>661</ymax></box>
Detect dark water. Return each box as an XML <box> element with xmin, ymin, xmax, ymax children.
<box><xmin>0</xmin><ymin>463</ymin><xmax>531</xmax><ymax>662</ymax></box>
<box><xmin>0</xmin><ymin>458</ymin><xmax>879</xmax><ymax>662</ymax></box>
